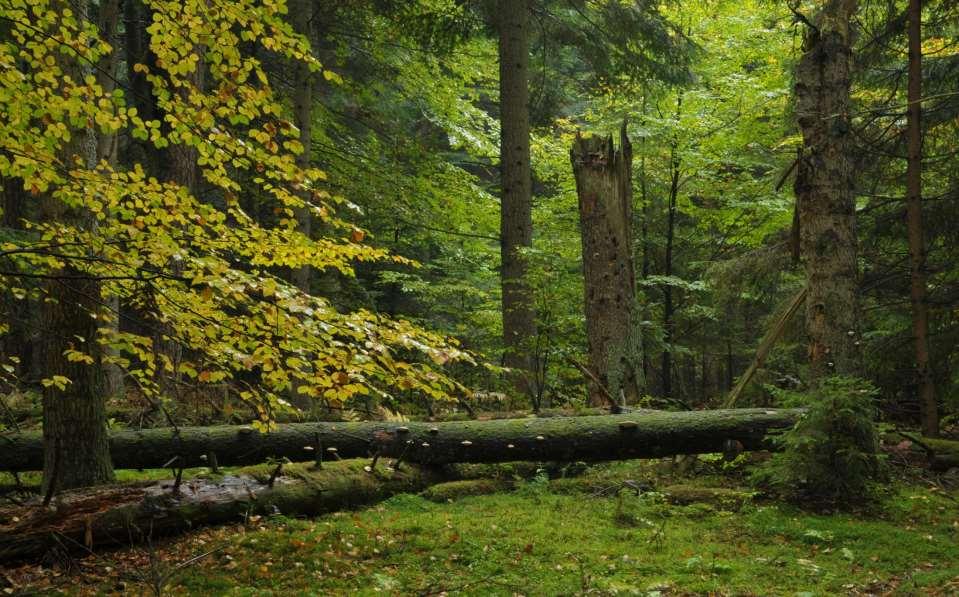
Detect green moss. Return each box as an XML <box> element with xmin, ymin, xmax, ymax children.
<box><xmin>661</xmin><ymin>484</ymin><xmax>755</xmax><ymax>511</ymax></box>
<box><xmin>420</xmin><ymin>479</ymin><xmax>512</xmax><ymax>502</ymax></box>
<box><xmin>34</xmin><ymin>459</ymin><xmax>957</xmax><ymax>596</ymax></box>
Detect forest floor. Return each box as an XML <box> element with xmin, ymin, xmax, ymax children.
<box><xmin>2</xmin><ymin>458</ymin><xmax>958</xmax><ymax>596</ymax></box>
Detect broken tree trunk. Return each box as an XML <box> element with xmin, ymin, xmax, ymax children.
<box><xmin>571</xmin><ymin>123</ymin><xmax>641</xmax><ymax>406</ymax></box>
<box><xmin>0</xmin><ymin>460</ymin><xmax>451</xmax><ymax>562</ymax></box>
<box><xmin>0</xmin><ymin>409</ymin><xmax>802</xmax><ymax>473</ymax></box>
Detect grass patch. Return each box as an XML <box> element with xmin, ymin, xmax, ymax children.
<box><xmin>6</xmin><ymin>461</ymin><xmax>959</xmax><ymax>595</ymax></box>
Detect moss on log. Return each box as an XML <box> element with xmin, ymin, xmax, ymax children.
<box><xmin>0</xmin><ymin>460</ymin><xmax>450</xmax><ymax>563</ymax></box>
<box><xmin>660</xmin><ymin>485</ymin><xmax>755</xmax><ymax>511</ymax></box>
<box><xmin>924</xmin><ymin>437</ymin><xmax>959</xmax><ymax>470</ymax></box>
<box><xmin>420</xmin><ymin>479</ymin><xmax>513</xmax><ymax>502</ymax></box>
<box><xmin>0</xmin><ymin>409</ymin><xmax>802</xmax><ymax>473</ymax></box>
<box><xmin>883</xmin><ymin>432</ymin><xmax>959</xmax><ymax>471</ymax></box>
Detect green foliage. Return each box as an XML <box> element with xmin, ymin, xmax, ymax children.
<box><xmin>0</xmin><ymin>0</ymin><xmax>473</xmax><ymax>422</ymax></box>
<box><xmin>754</xmin><ymin>376</ymin><xmax>885</xmax><ymax>506</ymax></box>
<box><xmin>2</xmin><ymin>0</ymin><xmax>955</xmax><ymax>431</ymax></box>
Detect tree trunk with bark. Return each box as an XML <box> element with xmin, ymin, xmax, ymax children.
<box><xmin>639</xmin><ymin>91</ymin><xmax>652</xmax><ymax>395</ymax></box>
<box><xmin>571</xmin><ymin>125</ymin><xmax>641</xmax><ymax>406</ymax></box>
<box><xmin>38</xmin><ymin>0</ymin><xmax>114</xmax><ymax>494</ymax></box>
<box><xmin>94</xmin><ymin>0</ymin><xmax>125</xmax><ymax>400</ymax></box>
<box><xmin>661</xmin><ymin>92</ymin><xmax>683</xmax><ymax>400</ymax></box>
<box><xmin>498</xmin><ymin>0</ymin><xmax>537</xmax><ymax>398</ymax></box>
<box><xmin>793</xmin><ymin>0</ymin><xmax>861</xmax><ymax>380</ymax></box>
<box><xmin>290</xmin><ymin>0</ymin><xmax>313</xmax><ymax>297</ymax></box>
<box><xmin>1</xmin><ymin>409</ymin><xmax>802</xmax><ymax>472</ymax></box>
<box><xmin>905</xmin><ymin>0</ymin><xmax>937</xmax><ymax>437</ymax></box>
<box><xmin>154</xmin><ymin>19</ymin><xmax>206</xmax><ymax>401</ymax></box>
<box><xmin>286</xmin><ymin>0</ymin><xmax>315</xmax><ymax>410</ymax></box>
<box><xmin>124</xmin><ymin>0</ymin><xmax>161</xmax><ymax>173</ymax></box>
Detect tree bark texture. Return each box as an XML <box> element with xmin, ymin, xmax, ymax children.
<box><xmin>286</xmin><ymin>0</ymin><xmax>315</xmax><ymax>410</ymax></box>
<box><xmin>793</xmin><ymin>0</ymin><xmax>861</xmax><ymax>380</ymax></box>
<box><xmin>1</xmin><ymin>409</ymin><xmax>802</xmax><ymax>473</ymax></box>
<box><xmin>662</xmin><ymin>112</ymin><xmax>681</xmax><ymax>399</ymax></box>
<box><xmin>905</xmin><ymin>0</ymin><xmax>937</xmax><ymax>437</ymax></box>
<box><xmin>123</xmin><ymin>0</ymin><xmax>161</xmax><ymax>173</ymax></box>
<box><xmin>39</xmin><ymin>0</ymin><xmax>115</xmax><ymax>493</ymax></box>
<box><xmin>498</xmin><ymin>0</ymin><xmax>537</xmax><ymax>395</ymax></box>
<box><xmin>290</xmin><ymin>0</ymin><xmax>313</xmax><ymax>297</ymax></box>
<box><xmin>154</xmin><ymin>12</ymin><xmax>206</xmax><ymax>400</ymax></box>
<box><xmin>94</xmin><ymin>0</ymin><xmax>126</xmax><ymax>400</ymax></box>
<box><xmin>639</xmin><ymin>94</ymin><xmax>652</xmax><ymax>394</ymax></box>
<box><xmin>571</xmin><ymin>124</ymin><xmax>641</xmax><ymax>406</ymax></box>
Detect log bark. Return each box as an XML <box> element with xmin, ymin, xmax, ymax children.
<box><xmin>0</xmin><ymin>409</ymin><xmax>802</xmax><ymax>473</ymax></box>
<box><xmin>571</xmin><ymin>124</ymin><xmax>641</xmax><ymax>406</ymax></box>
<box><xmin>0</xmin><ymin>460</ymin><xmax>451</xmax><ymax>562</ymax></box>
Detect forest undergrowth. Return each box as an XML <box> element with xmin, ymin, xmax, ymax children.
<box><xmin>3</xmin><ymin>458</ymin><xmax>957</xmax><ymax>596</ymax></box>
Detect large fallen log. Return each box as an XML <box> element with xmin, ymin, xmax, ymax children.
<box><xmin>0</xmin><ymin>409</ymin><xmax>802</xmax><ymax>472</ymax></box>
<box><xmin>0</xmin><ymin>460</ymin><xmax>452</xmax><ymax>563</ymax></box>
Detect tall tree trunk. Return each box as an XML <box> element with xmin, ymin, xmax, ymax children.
<box><xmin>906</xmin><ymin>0</ymin><xmax>937</xmax><ymax>437</ymax></box>
<box><xmin>498</xmin><ymin>0</ymin><xmax>536</xmax><ymax>398</ymax></box>
<box><xmin>94</xmin><ymin>0</ymin><xmax>125</xmax><ymax>400</ymax></box>
<box><xmin>700</xmin><ymin>350</ymin><xmax>707</xmax><ymax>402</ymax></box>
<box><xmin>639</xmin><ymin>90</ymin><xmax>651</xmax><ymax>395</ymax></box>
<box><xmin>40</xmin><ymin>0</ymin><xmax>114</xmax><ymax>493</ymax></box>
<box><xmin>291</xmin><ymin>0</ymin><xmax>313</xmax><ymax>297</ymax></box>
<box><xmin>284</xmin><ymin>0</ymin><xmax>315</xmax><ymax>410</ymax></box>
<box><xmin>725</xmin><ymin>336</ymin><xmax>734</xmax><ymax>391</ymax></box>
<box><xmin>793</xmin><ymin>0</ymin><xmax>861</xmax><ymax>381</ymax></box>
<box><xmin>124</xmin><ymin>0</ymin><xmax>174</xmax><ymax>397</ymax></box>
<box><xmin>571</xmin><ymin>125</ymin><xmax>641</xmax><ymax>406</ymax></box>
<box><xmin>662</xmin><ymin>96</ymin><xmax>682</xmax><ymax>398</ymax></box>
<box><xmin>155</xmin><ymin>17</ymin><xmax>207</xmax><ymax>400</ymax></box>
<box><xmin>1</xmin><ymin>179</ymin><xmax>34</xmax><ymax>382</ymax></box>
<box><xmin>124</xmin><ymin>0</ymin><xmax>161</xmax><ymax>173</ymax></box>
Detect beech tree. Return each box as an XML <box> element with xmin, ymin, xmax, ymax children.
<box><xmin>0</xmin><ymin>0</ymin><xmax>470</xmax><ymax>489</ymax></box>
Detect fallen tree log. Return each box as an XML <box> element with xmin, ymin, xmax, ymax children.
<box><xmin>0</xmin><ymin>460</ymin><xmax>452</xmax><ymax>562</ymax></box>
<box><xmin>883</xmin><ymin>432</ymin><xmax>959</xmax><ymax>471</ymax></box>
<box><xmin>0</xmin><ymin>409</ymin><xmax>802</xmax><ymax>472</ymax></box>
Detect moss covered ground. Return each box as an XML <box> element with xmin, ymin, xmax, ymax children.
<box><xmin>2</xmin><ymin>459</ymin><xmax>958</xmax><ymax>596</ymax></box>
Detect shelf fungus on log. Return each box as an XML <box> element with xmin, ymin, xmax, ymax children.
<box><xmin>0</xmin><ymin>409</ymin><xmax>803</xmax><ymax>473</ymax></box>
